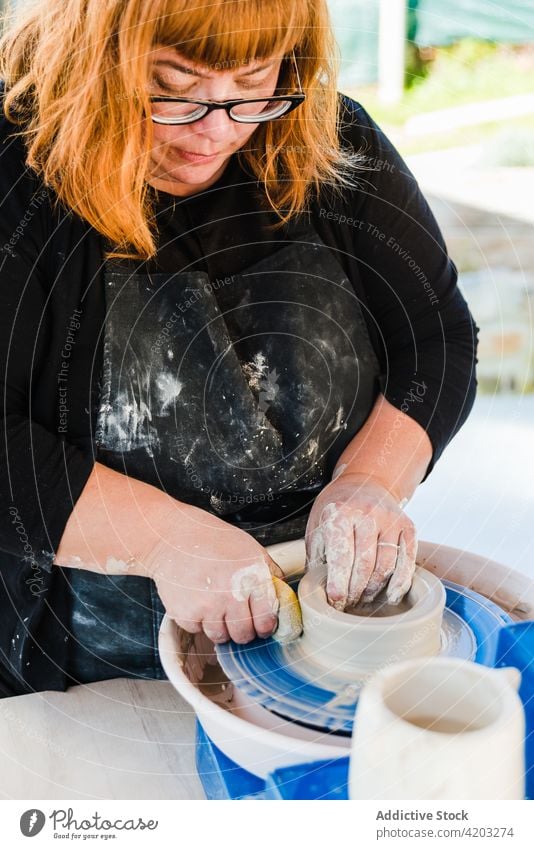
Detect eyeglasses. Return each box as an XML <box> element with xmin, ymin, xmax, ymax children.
<box><xmin>149</xmin><ymin>50</ymin><xmax>306</xmax><ymax>125</ymax></box>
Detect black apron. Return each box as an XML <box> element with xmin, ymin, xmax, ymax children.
<box><xmin>66</xmin><ymin>225</ymin><xmax>381</xmax><ymax>684</ymax></box>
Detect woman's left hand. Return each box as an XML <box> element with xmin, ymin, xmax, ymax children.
<box><xmin>305</xmin><ymin>472</ymin><xmax>418</xmax><ymax>610</ymax></box>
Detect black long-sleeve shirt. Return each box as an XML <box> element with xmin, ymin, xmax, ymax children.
<box><xmin>0</xmin><ymin>89</ymin><xmax>479</xmax><ymax>696</ymax></box>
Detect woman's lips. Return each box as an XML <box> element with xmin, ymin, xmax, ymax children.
<box><xmin>173</xmin><ymin>148</ymin><xmax>221</xmax><ymax>163</ymax></box>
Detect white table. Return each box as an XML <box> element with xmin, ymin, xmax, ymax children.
<box><xmin>0</xmin><ymin>679</ymin><xmax>205</xmax><ymax>799</ymax></box>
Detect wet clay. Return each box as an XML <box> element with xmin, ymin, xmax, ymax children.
<box><xmin>197</xmin><ymin>660</ymin><xmax>234</xmax><ymax>706</ymax></box>
<box><xmin>345</xmin><ymin>592</ymin><xmax>413</xmax><ymax>618</ymax></box>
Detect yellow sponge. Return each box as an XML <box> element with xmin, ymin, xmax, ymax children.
<box><xmin>271</xmin><ymin>575</ymin><xmax>303</xmax><ymax>644</ymax></box>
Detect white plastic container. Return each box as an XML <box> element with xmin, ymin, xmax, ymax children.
<box><xmin>158</xmin><ymin>614</ymin><xmax>350</xmax><ymax>779</ymax></box>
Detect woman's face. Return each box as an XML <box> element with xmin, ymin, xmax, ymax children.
<box><xmin>145</xmin><ymin>46</ymin><xmax>284</xmax><ymax>197</ymax></box>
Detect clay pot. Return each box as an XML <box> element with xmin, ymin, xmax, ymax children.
<box><xmin>297</xmin><ymin>566</ymin><xmax>446</xmax><ymax>678</ymax></box>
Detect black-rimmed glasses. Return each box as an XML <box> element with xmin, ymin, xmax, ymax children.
<box><xmin>149</xmin><ymin>50</ymin><xmax>306</xmax><ymax>125</ymax></box>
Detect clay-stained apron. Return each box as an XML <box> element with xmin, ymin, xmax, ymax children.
<box><xmin>95</xmin><ymin>227</ymin><xmax>381</xmax><ymax>545</ymax></box>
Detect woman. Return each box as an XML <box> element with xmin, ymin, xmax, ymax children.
<box><xmin>0</xmin><ymin>0</ymin><xmax>478</xmax><ymax>697</ymax></box>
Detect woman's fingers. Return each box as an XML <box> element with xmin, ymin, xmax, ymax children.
<box><xmin>359</xmin><ymin>532</ymin><xmax>400</xmax><ymax>604</ymax></box>
<box><xmin>317</xmin><ymin>510</ymin><xmax>416</xmax><ymax>608</ymax></box>
<box><xmin>307</xmin><ymin>524</ymin><xmax>326</xmax><ymax>571</ymax></box>
<box><xmin>175</xmin><ymin>617</ymin><xmax>203</xmax><ymax>634</ymax></box>
<box><xmin>385</xmin><ymin>526</ymin><xmax>418</xmax><ymax>604</ymax></box>
<box><xmin>249</xmin><ymin>566</ymin><xmax>279</xmax><ymax>637</ymax></box>
<box><xmin>225</xmin><ymin>556</ymin><xmax>280</xmax><ymax>641</ymax></box>
<box><xmin>346</xmin><ymin>520</ymin><xmax>378</xmax><ymax>606</ymax></box>
<box><xmin>172</xmin><ymin>559</ymin><xmax>280</xmax><ymax>644</ymax></box>
<box><xmin>201</xmin><ymin>619</ymin><xmax>230</xmax><ymax>644</ymax></box>
<box><xmin>305</xmin><ymin>477</ymin><xmax>419</xmax><ymax>611</ymax></box>
<box><xmin>322</xmin><ymin>503</ymin><xmax>355</xmax><ymax>610</ymax></box>
<box><xmin>224</xmin><ymin>601</ymin><xmax>256</xmax><ymax>644</ymax></box>
<box><xmin>249</xmin><ymin>589</ymin><xmax>279</xmax><ymax>638</ymax></box>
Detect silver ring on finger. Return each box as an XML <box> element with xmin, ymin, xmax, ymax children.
<box><xmin>376</xmin><ymin>542</ymin><xmax>400</xmax><ymax>549</ymax></box>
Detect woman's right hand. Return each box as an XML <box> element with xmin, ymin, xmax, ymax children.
<box><xmin>142</xmin><ymin>504</ymin><xmax>283</xmax><ymax>645</ymax></box>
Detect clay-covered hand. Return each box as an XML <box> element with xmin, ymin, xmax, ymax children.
<box><xmin>144</xmin><ymin>505</ymin><xmax>285</xmax><ymax>644</ymax></box>
<box><xmin>304</xmin><ymin>472</ymin><xmax>418</xmax><ymax>609</ymax></box>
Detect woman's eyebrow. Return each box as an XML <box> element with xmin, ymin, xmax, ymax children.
<box><xmin>154</xmin><ymin>59</ymin><xmax>274</xmax><ymax>78</ymax></box>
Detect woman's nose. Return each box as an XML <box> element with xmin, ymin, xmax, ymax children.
<box><xmin>192</xmin><ymin>105</ymin><xmax>240</xmax><ymax>140</ymax></box>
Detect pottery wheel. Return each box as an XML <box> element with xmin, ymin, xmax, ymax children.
<box><xmin>215</xmin><ymin>580</ymin><xmax>513</xmax><ymax>735</ymax></box>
